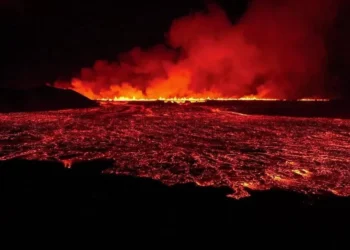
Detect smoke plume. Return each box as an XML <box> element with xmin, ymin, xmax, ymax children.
<box><xmin>55</xmin><ymin>0</ymin><xmax>341</xmax><ymax>99</ymax></box>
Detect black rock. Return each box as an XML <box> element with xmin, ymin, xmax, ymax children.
<box><xmin>0</xmin><ymin>86</ymin><xmax>98</xmax><ymax>113</ymax></box>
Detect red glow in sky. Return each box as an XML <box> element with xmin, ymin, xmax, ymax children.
<box><xmin>55</xmin><ymin>0</ymin><xmax>340</xmax><ymax>100</ymax></box>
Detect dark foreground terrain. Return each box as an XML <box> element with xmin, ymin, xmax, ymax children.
<box><xmin>0</xmin><ymin>160</ymin><xmax>349</xmax><ymax>246</ymax></box>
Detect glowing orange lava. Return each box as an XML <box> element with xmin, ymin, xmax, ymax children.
<box><xmin>95</xmin><ymin>95</ymin><xmax>329</xmax><ymax>103</ymax></box>
<box><xmin>297</xmin><ymin>98</ymin><xmax>330</xmax><ymax>102</ymax></box>
<box><xmin>97</xmin><ymin>95</ymin><xmax>283</xmax><ymax>103</ymax></box>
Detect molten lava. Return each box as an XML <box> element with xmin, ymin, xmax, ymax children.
<box><xmin>97</xmin><ymin>96</ymin><xmax>329</xmax><ymax>103</ymax></box>
<box><xmin>97</xmin><ymin>96</ymin><xmax>282</xmax><ymax>103</ymax></box>
<box><xmin>0</xmin><ymin>102</ymin><xmax>349</xmax><ymax>199</ymax></box>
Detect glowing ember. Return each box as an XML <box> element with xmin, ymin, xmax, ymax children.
<box><xmin>0</xmin><ymin>102</ymin><xmax>349</xmax><ymax>199</ymax></box>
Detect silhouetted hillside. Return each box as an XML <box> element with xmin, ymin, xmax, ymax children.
<box><xmin>0</xmin><ymin>86</ymin><xmax>98</xmax><ymax>113</ymax></box>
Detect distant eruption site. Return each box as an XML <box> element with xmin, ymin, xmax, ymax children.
<box><xmin>55</xmin><ymin>0</ymin><xmax>341</xmax><ymax>101</ymax></box>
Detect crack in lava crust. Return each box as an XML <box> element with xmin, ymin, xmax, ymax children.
<box><xmin>1</xmin><ymin>102</ymin><xmax>350</xmax><ymax>198</ymax></box>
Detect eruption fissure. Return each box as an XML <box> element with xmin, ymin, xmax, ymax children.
<box><xmin>97</xmin><ymin>96</ymin><xmax>329</xmax><ymax>104</ymax></box>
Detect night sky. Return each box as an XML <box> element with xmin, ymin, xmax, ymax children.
<box><xmin>1</xmin><ymin>0</ymin><xmax>350</xmax><ymax>98</ymax></box>
<box><xmin>1</xmin><ymin>1</ymin><xmax>248</xmax><ymax>86</ymax></box>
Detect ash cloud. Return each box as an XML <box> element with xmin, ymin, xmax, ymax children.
<box><xmin>55</xmin><ymin>0</ymin><xmax>344</xmax><ymax>99</ymax></box>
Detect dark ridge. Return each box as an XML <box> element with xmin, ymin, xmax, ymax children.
<box><xmin>0</xmin><ymin>159</ymin><xmax>349</xmax><ymax>244</ymax></box>
<box><xmin>0</xmin><ymin>86</ymin><xmax>98</xmax><ymax>113</ymax></box>
<box><xmin>203</xmin><ymin>100</ymin><xmax>350</xmax><ymax>119</ymax></box>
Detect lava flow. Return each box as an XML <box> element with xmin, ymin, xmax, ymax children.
<box><xmin>1</xmin><ymin>102</ymin><xmax>349</xmax><ymax>198</ymax></box>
